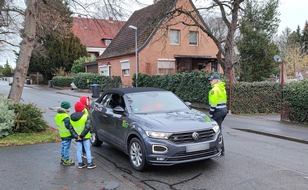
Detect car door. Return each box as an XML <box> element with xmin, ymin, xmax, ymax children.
<box><xmin>108</xmin><ymin>96</ymin><xmax>130</xmax><ymax>149</ymax></box>
<box><xmin>91</xmin><ymin>93</ymin><xmax>114</xmax><ymax>142</ymax></box>
<box><xmin>100</xmin><ymin>94</ymin><xmax>126</xmax><ymax>147</ymax></box>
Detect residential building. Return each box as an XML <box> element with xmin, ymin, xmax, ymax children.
<box><xmin>97</xmin><ymin>0</ymin><xmax>221</xmax><ymax>86</ymax></box>
<box><xmin>72</xmin><ymin>17</ymin><xmax>125</xmax><ymax>73</ymax></box>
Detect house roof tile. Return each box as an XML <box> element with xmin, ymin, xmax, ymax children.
<box><xmin>99</xmin><ymin>0</ymin><xmax>177</xmax><ymax>59</ymax></box>
<box><xmin>72</xmin><ymin>17</ymin><xmax>126</xmax><ymax>48</ymax></box>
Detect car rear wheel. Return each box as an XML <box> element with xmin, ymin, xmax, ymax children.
<box><xmin>90</xmin><ymin>128</ymin><xmax>103</xmax><ymax>147</ymax></box>
<box><xmin>129</xmin><ymin>138</ymin><xmax>147</xmax><ymax>171</ymax></box>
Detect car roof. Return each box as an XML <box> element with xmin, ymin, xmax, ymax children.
<box><xmin>103</xmin><ymin>87</ymin><xmax>167</xmax><ymax>96</ymax></box>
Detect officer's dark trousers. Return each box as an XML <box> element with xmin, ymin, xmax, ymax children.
<box><xmin>211</xmin><ymin>108</ymin><xmax>228</xmax><ymax>153</ymax></box>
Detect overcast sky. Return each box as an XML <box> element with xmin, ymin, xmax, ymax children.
<box><xmin>1</xmin><ymin>0</ymin><xmax>307</xmax><ymax>68</ymax></box>
<box><xmin>278</xmin><ymin>0</ymin><xmax>308</xmax><ymax>33</ymax></box>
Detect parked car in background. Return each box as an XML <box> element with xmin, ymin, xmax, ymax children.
<box><xmin>89</xmin><ymin>87</ymin><xmax>223</xmax><ymax>171</ymax></box>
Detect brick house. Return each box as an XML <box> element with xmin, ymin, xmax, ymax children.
<box><xmin>97</xmin><ymin>0</ymin><xmax>221</xmax><ymax>86</ymax></box>
<box><xmin>72</xmin><ymin>17</ymin><xmax>125</xmax><ymax>73</ymax></box>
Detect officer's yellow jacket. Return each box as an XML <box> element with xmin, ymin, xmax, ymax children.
<box><xmin>208</xmin><ymin>81</ymin><xmax>227</xmax><ymax>116</ymax></box>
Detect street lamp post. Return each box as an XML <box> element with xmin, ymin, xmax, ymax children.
<box><xmin>273</xmin><ymin>55</ymin><xmax>284</xmax><ymax>121</ymax></box>
<box><xmin>128</xmin><ymin>25</ymin><xmax>138</xmax><ymax>87</ymax></box>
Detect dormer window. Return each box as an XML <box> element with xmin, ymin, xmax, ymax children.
<box><xmin>104</xmin><ymin>39</ymin><xmax>112</xmax><ymax>46</ymax></box>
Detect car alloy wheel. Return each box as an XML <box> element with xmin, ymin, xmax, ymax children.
<box><xmin>90</xmin><ymin>129</ymin><xmax>102</xmax><ymax>147</ymax></box>
<box><xmin>129</xmin><ymin>138</ymin><xmax>147</xmax><ymax>171</ymax></box>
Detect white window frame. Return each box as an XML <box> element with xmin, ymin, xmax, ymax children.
<box><xmin>99</xmin><ymin>65</ymin><xmax>110</xmax><ymax>76</ymax></box>
<box><xmin>157</xmin><ymin>59</ymin><xmax>176</xmax><ymax>75</ymax></box>
<box><xmin>189</xmin><ymin>31</ymin><xmax>198</xmax><ymax>46</ymax></box>
<box><xmin>105</xmin><ymin>39</ymin><xmax>112</xmax><ymax>46</ymax></box>
<box><xmin>121</xmin><ymin>60</ymin><xmax>130</xmax><ymax>76</ymax></box>
<box><xmin>170</xmin><ymin>29</ymin><xmax>180</xmax><ymax>45</ymax></box>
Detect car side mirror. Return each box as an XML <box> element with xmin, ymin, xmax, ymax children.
<box><xmin>113</xmin><ymin>106</ymin><xmax>125</xmax><ymax>114</ymax></box>
<box><xmin>185</xmin><ymin>102</ymin><xmax>192</xmax><ymax>107</ymax></box>
<box><xmin>93</xmin><ymin>103</ymin><xmax>106</xmax><ymax>112</ymax></box>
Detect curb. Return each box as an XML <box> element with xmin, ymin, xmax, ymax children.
<box><xmin>233</xmin><ymin>128</ymin><xmax>308</xmax><ymax>145</ymax></box>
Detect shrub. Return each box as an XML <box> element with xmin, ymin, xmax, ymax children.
<box><xmin>73</xmin><ymin>72</ymin><xmax>104</xmax><ymax>89</ymax></box>
<box><xmin>283</xmin><ymin>79</ymin><xmax>308</xmax><ymax>123</ymax></box>
<box><xmin>12</xmin><ymin>103</ymin><xmax>48</xmax><ymax>133</ymax></box>
<box><xmin>52</xmin><ymin>76</ymin><xmax>73</xmax><ymax>87</ymax></box>
<box><xmin>102</xmin><ymin>76</ymin><xmax>122</xmax><ymax>91</ymax></box>
<box><xmin>0</xmin><ymin>99</ymin><xmax>16</xmax><ymax>138</ymax></box>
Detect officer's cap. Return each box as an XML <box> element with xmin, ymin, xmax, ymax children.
<box><xmin>208</xmin><ymin>74</ymin><xmax>220</xmax><ymax>81</ymax></box>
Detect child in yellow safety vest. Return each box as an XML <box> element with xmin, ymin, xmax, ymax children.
<box><xmin>79</xmin><ymin>96</ymin><xmax>91</xmax><ymax>159</ymax></box>
<box><xmin>54</xmin><ymin>101</ymin><xmax>75</xmax><ymax>166</ymax></box>
<box><xmin>69</xmin><ymin>101</ymin><xmax>96</xmax><ymax>169</ymax></box>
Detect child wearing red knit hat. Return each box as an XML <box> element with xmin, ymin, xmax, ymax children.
<box><xmin>79</xmin><ymin>96</ymin><xmax>93</xmax><ymax>159</ymax></box>
<box><xmin>68</xmin><ymin>102</ymin><xmax>96</xmax><ymax>169</ymax></box>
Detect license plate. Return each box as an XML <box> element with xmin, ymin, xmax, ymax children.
<box><xmin>186</xmin><ymin>143</ymin><xmax>209</xmax><ymax>152</ymax></box>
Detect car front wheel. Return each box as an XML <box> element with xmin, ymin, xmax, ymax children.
<box><xmin>90</xmin><ymin>128</ymin><xmax>103</xmax><ymax>147</ymax></box>
<box><xmin>129</xmin><ymin>138</ymin><xmax>147</xmax><ymax>171</ymax></box>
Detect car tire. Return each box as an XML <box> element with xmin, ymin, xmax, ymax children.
<box><xmin>129</xmin><ymin>138</ymin><xmax>147</xmax><ymax>171</ymax></box>
<box><xmin>90</xmin><ymin>128</ymin><xmax>103</xmax><ymax>147</ymax></box>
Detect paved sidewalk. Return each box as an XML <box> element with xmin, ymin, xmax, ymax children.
<box><xmin>225</xmin><ymin>113</ymin><xmax>308</xmax><ymax>144</ymax></box>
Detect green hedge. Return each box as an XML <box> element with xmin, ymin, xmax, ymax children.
<box><xmin>137</xmin><ymin>71</ymin><xmax>220</xmax><ymax>105</ymax></box>
<box><xmin>137</xmin><ymin>72</ymin><xmax>308</xmax><ymax>123</ymax></box>
<box><xmin>230</xmin><ymin>82</ymin><xmax>281</xmax><ymax>114</ymax></box>
<box><xmin>73</xmin><ymin>73</ymin><xmax>104</xmax><ymax>89</ymax></box>
<box><xmin>136</xmin><ymin>71</ymin><xmax>281</xmax><ymax>114</ymax></box>
<box><xmin>283</xmin><ymin>79</ymin><xmax>308</xmax><ymax>123</ymax></box>
<box><xmin>52</xmin><ymin>76</ymin><xmax>73</xmax><ymax>87</ymax></box>
<box><xmin>52</xmin><ymin>73</ymin><xmax>122</xmax><ymax>92</ymax></box>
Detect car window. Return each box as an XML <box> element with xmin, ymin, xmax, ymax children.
<box><xmin>100</xmin><ymin>94</ymin><xmax>112</xmax><ymax>107</ymax></box>
<box><xmin>125</xmin><ymin>91</ymin><xmax>189</xmax><ymax>114</ymax></box>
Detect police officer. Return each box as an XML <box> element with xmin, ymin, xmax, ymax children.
<box><xmin>208</xmin><ymin>74</ymin><xmax>228</xmax><ymax>156</ymax></box>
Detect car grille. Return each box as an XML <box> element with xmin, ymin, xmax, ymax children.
<box><xmin>166</xmin><ymin>148</ymin><xmax>219</xmax><ymax>161</ymax></box>
<box><xmin>169</xmin><ymin>129</ymin><xmax>215</xmax><ymax>143</ymax></box>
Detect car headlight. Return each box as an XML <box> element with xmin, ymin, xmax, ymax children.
<box><xmin>146</xmin><ymin>131</ymin><xmax>172</xmax><ymax>139</ymax></box>
<box><xmin>212</xmin><ymin>123</ymin><xmax>220</xmax><ymax>133</ymax></box>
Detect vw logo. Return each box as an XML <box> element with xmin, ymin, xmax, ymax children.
<box><xmin>192</xmin><ymin>132</ymin><xmax>199</xmax><ymax>141</ymax></box>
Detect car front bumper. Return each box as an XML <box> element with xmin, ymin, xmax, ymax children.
<box><xmin>143</xmin><ymin>132</ymin><xmax>223</xmax><ymax>166</ymax></box>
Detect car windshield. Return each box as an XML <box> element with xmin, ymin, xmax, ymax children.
<box><xmin>125</xmin><ymin>91</ymin><xmax>189</xmax><ymax>114</ymax></box>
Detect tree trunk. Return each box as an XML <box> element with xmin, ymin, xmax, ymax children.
<box><xmin>213</xmin><ymin>0</ymin><xmax>243</xmax><ymax>79</ymax></box>
<box><xmin>8</xmin><ymin>0</ymin><xmax>37</xmax><ymax>103</ymax></box>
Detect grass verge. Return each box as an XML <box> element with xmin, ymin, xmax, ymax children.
<box><xmin>0</xmin><ymin>127</ymin><xmax>61</xmax><ymax>147</ymax></box>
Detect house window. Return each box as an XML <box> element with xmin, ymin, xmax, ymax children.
<box><xmin>170</xmin><ymin>29</ymin><xmax>180</xmax><ymax>45</ymax></box>
<box><xmin>157</xmin><ymin>59</ymin><xmax>175</xmax><ymax>75</ymax></box>
<box><xmin>211</xmin><ymin>62</ymin><xmax>218</xmax><ymax>72</ymax></box>
<box><xmin>121</xmin><ymin>60</ymin><xmax>130</xmax><ymax>76</ymax></box>
<box><xmin>189</xmin><ymin>31</ymin><xmax>198</xmax><ymax>45</ymax></box>
<box><xmin>99</xmin><ymin>65</ymin><xmax>110</xmax><ymax>76</ymax></box>
<box><xmin>105</xmin><ymin>39</ymin><xmax>112</xmax><ymax>46</ymax></box>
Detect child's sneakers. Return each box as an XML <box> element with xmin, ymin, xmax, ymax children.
<box><xmin>61</xmin><ymin>157</ymin><xmax>75</xmax><ymax>166</ymax></box>
<box><xmin>78</xmin><ymin>162</ymin><xmax>87</xmax><ymax>169</ymax></box>
<box><xmin>82</xmin><ymin>154</ymin><xmax>94</xmax><ymax>159</ymax></box>
<box><xmin>87</xmin><ymin>162</ymin><xmax>96</xmax><ymax>169</ymax></box>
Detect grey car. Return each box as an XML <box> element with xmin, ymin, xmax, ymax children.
<box><xmin>90</xmin><ymin>87</ymin><xmax>223</xmax><ymax>171</ymax></box>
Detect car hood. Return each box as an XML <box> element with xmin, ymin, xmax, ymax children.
<box><xmin>134</xmin><ymin>109</ymin><xmax>214</xmax><ymax>132</ymax></box>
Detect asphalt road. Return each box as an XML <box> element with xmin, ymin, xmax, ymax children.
<box><xmin>1</xmin><ymin>81</ymin><xmax>308</xmax><ymax>190</ymax></box>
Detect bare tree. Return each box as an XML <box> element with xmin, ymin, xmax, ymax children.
<box><xmin>285</xmin><ymin>46</ymin><xmax>308</xmax><ymax>78</ymax></box>
<box><xmin>0</xmin><ymin>0</ymin><xmax>24</xmax><ymax>48</ymax></box>
<box><xmin>8</xmin><ymin>0</ymin><xmax>37</xmax><ymax>102</ymax></box>
<box><xmin>7</xmin><ymin>0</ymin><xmax>80</xmax><ymax>102</ymax></box>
